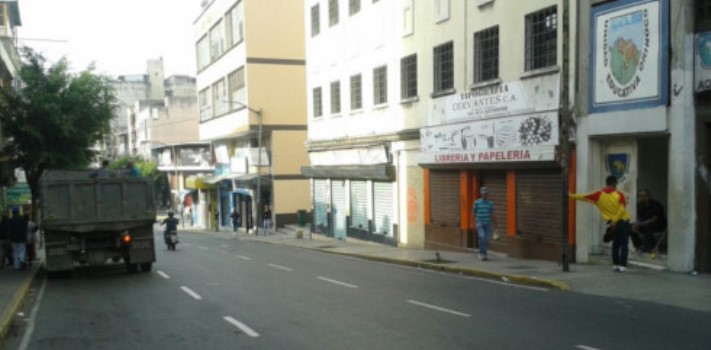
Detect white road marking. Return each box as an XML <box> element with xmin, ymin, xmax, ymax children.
<box><xmin>407</xmin><ymin>300</ymin><xmax>471</xmax><ymax>318</ymax></box>
<box><xmin>576</xmin><ymin>346</ymin><xmax>603</xmax><ymax>350</ymax></box>
<box><xmin>18</xmin><ymin>278</ymin><xmax>48</xmax><ymax>350</ymax></box>
<box><xmin>268</xmin><ymin>263</ymin><xmax>292</xmax><ymax>271</ymax></box>
<box><xmin>237</xmin><ymin>255</ymin><xmax>251</xmax><ymax>260</ymax></box>
<box><xmin>181</xmin><ymin>286</ymin><xmax>203</xmax><ymax>300</ymax></box>
<box><xmin>317</xmin><ymin>276</ymin><xmax>358</xmax><ymax>289</ymax></box>
<box><xmin>223</xmin><ymin>316</ymin><xmax>260</xmax><ymax>338</ymax></box>
<box><xmin>157</xmin><ymin>270</ymin><xmax>170</xmax><ymax>279</ymax></box>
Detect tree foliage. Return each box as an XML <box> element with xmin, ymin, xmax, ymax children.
<box><xmin>0</xmin><ymin>48</ymin><xmax>115</xmax><ymax>213</ymax></box>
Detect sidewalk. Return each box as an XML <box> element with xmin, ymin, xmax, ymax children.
<box><xmin>207</xmin><ymin>224</ymin><xmax>711</xmax><ymax>313</ymax></box>
<box><xmin>0</xmin><ymin>263</ymin><xmax>40</xmax><ymax>339</ymax></box>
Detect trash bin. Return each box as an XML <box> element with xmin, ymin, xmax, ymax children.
<box><xmin>297</xmin><ymin>209</ymin><xmax>307</xmax><ymax>227</ymax></box>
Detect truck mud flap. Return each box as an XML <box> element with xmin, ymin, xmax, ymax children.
<box><xmin>128</xmin><ymin>238</ymin><xmax>156</xmax><ymax>263</ymax></box>
<box><xmin>45</xmin><ymin>244</ymin><xmax>74</xmax><ymax>271</ymax></box>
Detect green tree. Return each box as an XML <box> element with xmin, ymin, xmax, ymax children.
<box><xmin>0</xmin><ymin>48</ymin><xmax>115</xmax><ymax>214</ymax></box>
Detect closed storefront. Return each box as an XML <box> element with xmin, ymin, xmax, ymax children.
<box><xmin>429</xmin><ymin>171</ymin><xmax>460</xmax><ymax>227</ymax></box>
<box><xmin>314</xmin><ymin>179</ymin><xmax>329</xmax><ymax>234</ymax></box>
<box><xmin>516</xmin><ymin>170</ymin><xmax>562</xmax><ymax>244</ymax></box>
<box><xmin>350</xmin><ymin>180</ymin><xmax>368</xmax><ymax>232</ymax></box>
<box><xmin>373</xmin><ymin>181</ymin><xmax>394</xmax><ymax>237</ymax></box>
<box><xmin>331</xmin><ymin>180</ymin><xmax>347</xmax><ymax>239</ymax></box>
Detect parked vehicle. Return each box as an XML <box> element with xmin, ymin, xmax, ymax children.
<box><xmin>40</xmin><ymin>170</ymin><xmax>156</xmax><ymax>274</ymax></box>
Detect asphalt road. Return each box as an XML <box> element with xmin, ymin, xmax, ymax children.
<box><xmin>6</xmin><ymin>228</ymin><xmax>711</xmax><ymax>350</ymax></box>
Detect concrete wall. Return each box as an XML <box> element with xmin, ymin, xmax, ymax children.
<box><xmin>244</xmin><ymin>0</ymin><xmax>305</xmax><ymax>60</ymax></box>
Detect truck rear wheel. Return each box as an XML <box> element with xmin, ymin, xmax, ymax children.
<box><xmin>126</xmin><ymin>263</ymin><xmax>139</xmax><ymax>273</ymax></box>
<box><xmin>140</xmin><ymin>262</ymin><xmax>153</xmax><ymax>272</ymax></box>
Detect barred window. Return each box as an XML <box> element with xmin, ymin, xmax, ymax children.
<box><xmin>199</xmin><ymin>87</ymin><xmax>212</xmax><ymax>121</ymax></box>
<box><xmin>228</xmin><ymin>67</ymin><xmax>245</xmax><ymax>111</ymax></box>
<box><xmin>433</xmin><ymin>41</ymin><xmax>454</xmax><ymax>93</ymax></box>
<box><xmin>401</xmin><ymin>54</ymin><xmax>418</xmax><ymax>99</ymax></box>
<box><xmin>330</xmin><ymin>81</ymin><xmax>341</xmax><ymax>115</ymax></box>
<box><xmin>209</xmin><ymin>20</ymin><xmax>225</xmax><ymax>61</ymax></box>
<box><xmin>525</xmin><ymin>6</ymin><xmax>557</xmax><ymax>71</ymax></box>
<box><xmin>350</xmin><ymin>74</ymin><xmax>362</xmax><ymax>110</ymax></box>
<box><xmin>311</xmin><ymin>4</ymin><xmax>320</xmax><ymax>37</ymax></box>
<box><xmin>349</xmin><ymin>0</ymin><xmax>360</xmax><ymax>16</ymax></box>
<box><xmin>474</xmin><ymin>26</ymin><xmax>499</xmax><ymax>83</ymax></box>
<box><xmin>196</xmin><ymin>35</ymin><xmax>209</xmax><ymax>71</ymax></box>
<box><xmin>373</xmin><ymin>65</ymin><xmax>388</xmax><ymax>105</ymax></box>
<box><xmin>313</xmin><ymin>87</ymin><xmax>323</xmax><ymax>118</ymax></box>
<box><xmin>329</xmin><ymin>0</ymin><xmax>339</xmax><ymax>27</ymax></box>
<box><xmin>212</xmin><ymin>78</ymin><xmax>227</xmax><ymax>116</ymax></box>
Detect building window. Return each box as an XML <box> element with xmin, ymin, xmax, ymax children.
<box><xmin>403</xmin><ymin>0</ymin><xmax>414</xmax><ymax>36</ymax></box>
<box><xmin>435</xmin><ymin>0</ymin><xmax>450</xmax><ymax>23</ymax></box>
<box><xmin>373</xmin><ymin>65</ymin><xmax>388</xmax><ymax>105</ymax></box>
<box><xmin>401</xmin><ymin>54</ymin><xmax>418</xmax><ymax>99</ymax></box>
<box><xmin>349</xmin><ymin>0</ymin><xmax>360</xmax><ymax>16</ymax></box>
<box><xmin>313</xmin><ymin>87</ymin><xmax>323</xmax><ymax>118</ymax></box>
<box><xmin>212</xmin><ymin>78</ymin><xmax>228</xmax><ymax>116</ymax></box>
<box><xmin>350</xmin><ymin>74</ymin><xmax>362</xmax><ymax>110</ymax></box>
<box><xmin>197</xmin><ymin>35</ymin><xmax>209</xmax><ymax>71</ymax></box>
<box><xmin>228</xmin><ymin>67</ymin><xmax>246</xmax><ymax>111</ymax></box>
<box><xmin>697</xmin><ymin>0</ymin><xmax>711</xmax><ymax>30</ymax></box>
<box><xmin>311</xmin><ymin>4</ymin><xmax>320</xmax><ymax>37</ymax></box>
<box><xmin>226</xmin><ymin>2</ymin><xmax>244</xmax><ymax>47</ymax></box>
<box><xmin>199</xmin><ymin>87</ymin><xmax>212</xmax><ymax>121</ymax></box>
<box><xmin>209</xmin><ymin>20</ymin><xmax>225</xmax><ymax>61</ymax></box>
<box><xmin>330</xmin><ymin>81</ymin><xmax>341</xmax><ymax>115</ymax></box>
<box><xmin>433</xmin><ymin>41</ymin><xmax>454</xmax><ymax>93</ymax></box>
<box><xmin>525</xmin><ymin>6</ymin><xmax>557</xmax><ymax>71</ymax></box>
<box><xmin>474</xmin><ymin>26</ymin><xmax>499</xmax><ymax>83</ymax></box>
<box><xmin>329</xmin><ymin>0</ymin><xmax>339</xmax><ymax>27</ymax></box>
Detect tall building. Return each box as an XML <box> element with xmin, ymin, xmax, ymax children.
<box><xmin>194</xmin><ymin>0</ymin><xmax>309</xmax><ymax>231</ymax></box>
<box><xmin>0</xmin><ymin>0</ymin><xmax>21</xmax><ymax>187</ymax></box>
<box><xmin>303</xmin><ymin>0</ymin><xmax>577</xmax><ymax>256</ymax></box>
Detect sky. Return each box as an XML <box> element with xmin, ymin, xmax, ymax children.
<box><xmin>17</xmin><ymin>0</ymin><xmax>204</xmax><ymax>78</ymax></box>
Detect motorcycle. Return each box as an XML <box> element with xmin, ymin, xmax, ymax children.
<box><xmin>165</xmin><ymin>230</ymin><xmax>179</xmax><ymax>251</ymax></box>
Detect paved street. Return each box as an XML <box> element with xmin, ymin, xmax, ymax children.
<box><xmin>4</xmin><ymin>228</ymin><xmax>711</xmax><ymax>350</ymax></box>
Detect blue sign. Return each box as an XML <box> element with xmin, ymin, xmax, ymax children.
<box><xmin>607</xmin><ymin>153</ymin><xmax>629</xmax><ymax>180</ymax></box>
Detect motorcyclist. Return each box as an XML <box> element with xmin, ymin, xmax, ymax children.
<box><xmin>160</xmin><ymin>212</ymin><xmax>179</xmax><ymax>247</ymax></box>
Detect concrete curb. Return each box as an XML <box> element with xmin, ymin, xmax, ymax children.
<box><xmin>0</xmin><ymin>265</ymin><xmax>41</xmax><ymax>340</ymax></box>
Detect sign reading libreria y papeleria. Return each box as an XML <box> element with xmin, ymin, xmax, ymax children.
<box><xmin>590</xmin><ymin>0</ymin><xmax>669</xmax><ymax>113</ymax></box>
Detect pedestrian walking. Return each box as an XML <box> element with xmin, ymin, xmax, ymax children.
<box><xmin>230</xmin><ymin>207</ymin><xmax>241</xmax><ymax>234</ymax></box>
<box><xmin>90</xmin><ymin>159</ymin><xmax>111</xmax><ymax>178</ymax></box>
<box><xmin>9</xmin><ymin>207</ymin><xmax>28</xmax><ymax>270</ymax></box>
<box><xmin>214</xmin><ymin>209</ymin><xmax>220</xmax><ymax>232</ymax></box>
<box><xmin>570</xmin><ymin>175</ymin><xmax>632</xmax><ymax>272</ymax></box>
<box><xmin>263</xmin><ymin>204</ymin><xmax>272</xmax><ymax>235</ymax></box>
<box><xmin>24</xmin><ymin>214</ymin><xmax>38</xmax><ymax>266</ymax></box>
<box><xmin>471</xmin><ymin>186</ymin><xmax>497</xmax><ymax>261</ymax></box>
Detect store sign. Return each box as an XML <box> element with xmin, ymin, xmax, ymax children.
<box><xmin>590</xmin><ymin>0</ymin><xmax>669</xmax><ymax>112</ymax></box>
<box><xmin>419</xmin><ymin>112</ymin><xmax>558</xmax><ymax>164</ymax></box>
<box><xmin>695</xmin><ymin>32</ymin><xmax>711</xmax><ymax>92</ymax></box>
<box><xmin>5</xmin><ymin>183</ymin><xmax>31</xmax><ymax>206</ymax></box>
<box><xmin>429</xmin><ymin>77</ymin><xmax>559</xmax><ymax>126</ymax></box>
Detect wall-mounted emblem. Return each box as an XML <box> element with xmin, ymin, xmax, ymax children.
<box><xmin>606</xmin><ymin>153</ymin><xmax>629</xmax><ymax>180</ymax></box>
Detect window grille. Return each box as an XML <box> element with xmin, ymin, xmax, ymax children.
<box><xmin>350</xmin><ymin>74</ymin><xmax>362</xmax><ymax>110</ymax></box>
<box><xmin>525</xmin><ymin>6</ymin><xmax>557</xmax><ymax>71</ymax></box>
<box><xmin>401</xmin><ymin>54</ymin><xmax>418</xmax><ymax>99</ymax></box>
<box><xmin>311</xmin><ymin>4</ymin><xmax>320</xmax><ymax>37</ymax></box>
<box><xmin>349</xmin><ymin>0</ymin><xmax>360</xmax><ymax>16</ymax></box>
<box><xmin>373</xmin><ymin>66</ymin><xmax>388</xmax><ymax>105</ymax></box>
<box><xmin>474</xmin><ymin>26</ymin><xmax>499</xmax><ymax>83</ymax></box>
<box><xmin>433</xmin><ymin>41</ymin><xmax>454</xmax><ymax>93</ymax></box>
<box><xmin>313</xmin><ymin>87</ymin><xmax>323</xmax><ymax>118</ymax></box>
<box><xmin>330</xmin><ymin>81</ymin><xmax>341</xmax><ymax>114</ymax></box>
<box><xmin>329</xmin><ymin>0</ymin><xmax>339</xmax><ymax>27</ymax></box>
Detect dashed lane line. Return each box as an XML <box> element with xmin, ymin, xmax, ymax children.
<box><xmin>181</xmin><ymin>286</ymin><xmax>203</xmax><ymax>300</ymax></box>
<box><xmin>268</xmin><ymin>263</ymin><xmax>293</xmax><ymax>271</ymax></box>
<box><xmin>237</xmin><ymin>255</ymin><xmax>251</xmax><ymax>260</ymax></box>
<box><xmin>576</xmin><ymin>346</ymin><xmax>603</xmax><ymax>350</ymax></box>
<box><xmin>223</xmin><ymin>316</ymin><xmax>260</xmax><ymax>338</ymax></box>
<box><xmin>317</xmin><ymin>276</ymin><xmax>358</xmax><ymax>289</ymax></box>
<box><xmin>157</xmin><ymin>270</ymin><xmax>170</xmax><ymax>279</ymax></box>
<box><xmin>407</xmin><ymin>300</ymin><xmax>471</xmax><ymax>318</ymax></box>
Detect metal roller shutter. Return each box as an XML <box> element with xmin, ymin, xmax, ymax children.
<box><xmin>314</xmin><ymin>179</ymin><xmax>329</xmax><ymax>228</ymax></box>
<box><xmin>373</xmin><ymin>181</ymin><xmax>394</xmax><ymax>236</ymax></box>
<box><xmin>429</xmin><ymin>171</ymin><xmax>460</xmax><ymax>227</ymax></box>
<box><xmin>516</xmin><ymin>170</ymin><xmax>562</xmax><ymax>243</ymax></box>
<box><xmin>350</xmin><ymin>181</ymin><xmax>368</xmax><ymax>230</ymax></box>
<box><xmin>331</xmin><ymin>180</ymin><xmax>347</xmax><ymax>239</ymax></box>
<box><xmin>481</xmin><ymin>172</ymin><xmax>507</xmax><ymax>229</ymax></box>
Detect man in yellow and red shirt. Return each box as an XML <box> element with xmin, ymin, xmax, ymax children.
<box><xmin>570</xmin><ymin>175</ymin><xmax>631</xmax><ymax>272</ymax></box>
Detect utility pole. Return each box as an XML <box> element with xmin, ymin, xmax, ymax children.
<box><xmin>560</xmin><ymin>0</ymin><xmax>572</xmax><ymax>272</ymax></box>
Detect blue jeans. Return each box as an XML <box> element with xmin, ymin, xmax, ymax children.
<box><xmin>477</xmin><ymin>222</ymin><xmax>493</xmax><ymax>256</ymax></box>
<box><xmin>611</xmin><ymin>221</ymin><xmax>631</xmax><ymax>267</ymax></box>
<box><xmin>12</xmin><ymin>242</ymin><xmax>26</xmax><ymax>269</ymax></box>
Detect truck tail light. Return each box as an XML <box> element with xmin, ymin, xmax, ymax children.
<box><xmin>122</xmin><ymin>233</ymin><xmax>132</xmax><ymax>245</ymax></box>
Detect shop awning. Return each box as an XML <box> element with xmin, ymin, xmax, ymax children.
<box><xmin>300</xmin><ymin>165</ymin><xmax>394</xmax><ymax>181</ymax></box>
<box><xmin>185</xmin><ymin>175</ymin><xmax>216</xmax><ymax>189</ymax></box>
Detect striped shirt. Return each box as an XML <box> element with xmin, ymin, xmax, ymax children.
<box><xmin>473</xmin><ymin>199</ymin><xmax>495</xmax><ymax>224</ymax></box>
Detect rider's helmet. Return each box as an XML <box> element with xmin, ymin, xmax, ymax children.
<box><xmin>168</xmin><ymin>211</ymin><xmax>174</xmax><ymax>217</ymax></box>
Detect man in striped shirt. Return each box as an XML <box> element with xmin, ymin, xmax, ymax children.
<box><xmin>472</xmin><ymin>186</ymin><xmax>497</xmax><ymax>261</ymax></box>
<box><xmin>570</xmin><ymin>175</ymin><xmax>631</xmax><ymax>272</ymax></box>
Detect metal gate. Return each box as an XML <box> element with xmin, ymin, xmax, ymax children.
<box><xmin>331</xmin><ymin>180</ymin><xmax>347</xmax><ymax>239</ymax></box>
<box><xmin>373</xmin><ymin>182</ymin><xmax>393</xmax><ymax>236</ymax></box>
<box><xmin>314</xmin><ymin>179</ymin><xmax>329</xmax><ymax>233</ymax></box>
<box><xmin>350</xmin><ymin>181</ymin><xmax>368</xmax><ymax>231</ymax></box>
<box><xmin>516</xmin><ymin>170</ymin><xmax>562</xmax><ymax>243</ymax></box>
<box><xmin>429</xmin><ymin>171</ymin><xmax>460</xmax><ymax>227</ymax></box>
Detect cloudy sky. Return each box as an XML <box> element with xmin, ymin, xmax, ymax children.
<box><xmin>17</xmin><ymin>0</ymin><xmax>203</xmax><ymax>77</ymax></box>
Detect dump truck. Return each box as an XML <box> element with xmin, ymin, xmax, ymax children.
<box><xmin>40</xmin><ymin>170</ymin><xmax>156</xmax><ymax>273</ymax></box>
